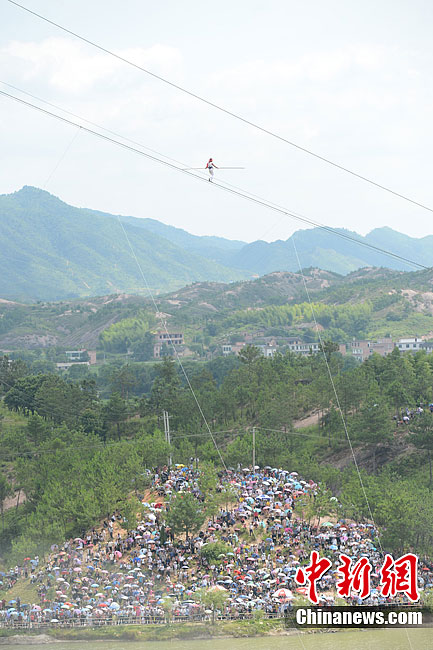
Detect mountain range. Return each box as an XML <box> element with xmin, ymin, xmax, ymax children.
<box><xmin>0</xmin><ymin>186</ymin><xmax>432</xmax><ymax>301</ymax></box>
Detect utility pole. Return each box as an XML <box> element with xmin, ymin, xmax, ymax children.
<box><xmin>252</xmin><ymin>426</ymin><xmax>256</xmax><ymax>470</ymax></box>
<box><xmin>163</xmin><ymin>410</ymin><xmax>172</xmax><ymax>467</ymax></box>
<box><xmin>194</xmin><ymin>438</ymin><xmax>199</xmax><ymax>471</ymax></box>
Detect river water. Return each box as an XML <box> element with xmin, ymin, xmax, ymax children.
<box><xmin>2</xmin><ymin>629</ymin><xmax>432</xmax><ymax>649</ymax></box>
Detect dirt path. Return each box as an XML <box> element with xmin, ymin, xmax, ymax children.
<box><xmin>293</xmin><ymin>411</ymin><xmax>320</xmax><ymax>428</ymax></box>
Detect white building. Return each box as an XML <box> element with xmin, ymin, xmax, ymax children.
<box><xmin>257</xmin><ymin>344</ymin><xmax>278</xmax><ymax>358</ymax></box>
<box><xmin>396</xmin><ymin>337</ymin><xmax>423</xmax><ymax>353</ymax></box>
<box><xmin>153</xmin><ymin>332</ymin><xmax>184</xmax><ymax>358</ymax></box>
<box><xmin>287</xmin><ymin>341</ymin><xmax>320</xmax><ymax>356</ymax></box>
<box><xmin>65</xmin><ymin>350</ymin><xmax>87</xmax><ymax>361</ymax></box>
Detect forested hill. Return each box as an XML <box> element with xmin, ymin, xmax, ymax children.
<box><xmin>0</xmin><ymin>187</ymin><xmax>249</xmax><ymax>301</ymax></box>
<box><xmin>1</xmin><ymin>186</ymin><xmax>433</xmax><ymax>301</ymax></box>
<box><xmin>3</xmin><ymin>266</ymin><xmax>433</xmax><ymax>351</ymax></box>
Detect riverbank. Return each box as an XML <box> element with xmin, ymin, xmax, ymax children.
<box><xmin>0</xmin><ymin>618</ymin><xmax>305</xmax><ymax>643</ymax></box>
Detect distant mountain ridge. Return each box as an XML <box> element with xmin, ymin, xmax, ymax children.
<box><xmin>0</xmin><ymin>186</ymin><xmax>249</xmax><ymax>301</ymax></box>
<box><xmin>0</xmin><ymin>186</ymin><xmax>432</xmax><ymax>301</ymax></box>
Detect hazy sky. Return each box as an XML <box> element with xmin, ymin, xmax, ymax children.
<box><xmin>1</xmin><ymin>0</ymin><xmax>433</xmax><ymax>244</ymax></box>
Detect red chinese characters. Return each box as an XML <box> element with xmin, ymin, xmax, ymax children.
<box><xmin>295</xmin><ymin>551</ymin><xmax>419</xmax><ymax>604</ymax></box>
<box><xmin>336</xmin><ymin>554</ymin><xmax>372</xmax><ymax>600</ymax></box>
<box><xmin>379</xmin><ymin>553</ymin><xmax>419</xmax><ymax>602</ymax></box>
<box><xmin>295</xmin><ymin>550</ymin><xmax>332</xmax><ymax>605</ymax></box>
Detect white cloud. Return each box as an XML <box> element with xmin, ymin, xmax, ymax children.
<box><xmin>1</xmin><ymin>25</ymin><xmax>433</xmax><ymax>242</ymax></box>
<box><xmin>2</xmin><ymin>38</ymin><xmax>183</xmax><ymax>94</ymax></box>
<box><xmin>209</xmin><ymin>45</ymin><xmax>391</xmax><ymax>90</ymax></box>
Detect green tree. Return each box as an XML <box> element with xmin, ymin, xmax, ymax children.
<box><xmin>294</xmin><ymin>492</ymin><xmax>316</xmax><ymax>526</ymax></box>
<box><xmin>150</xmin><ymin>357</ymin><xmax>181</xmax><ymax>414</ymax></box>
<box><xmin>238</xmin><ymin>344</ymin><xmax>262</xmax><ymax>366</ymax></box>
<box><xmin>26</xmin><ymin>414</ymin><xmax>49</xmax><ymax>445</ymax></box>
<box><xmin>411</xmin><ymin>412</ymin><xmax>433</xmax><ymax>488</ymax></box>
<box><xmin>110</xmin><ymin>364</ymin><xmax>136</xmax><ymax>399</ymax></box>
<box><xmin>375</xmin><ymin>488</ymin><xmax>417</xmax><ymax>554</ymax></box>
<box><xmin>165</xmin><ymin>492</ymin><xmax>205</xmax><ymax>540</ymax></box>
<box><xmin>4</xmin><ymin>374</ymin><xmax>47</xmax><ymax>414</ymax></box>
<box><xmin>67</xmin><ymin>364</ymin><xmax>91</xmax><ymax>380</ymax></box>
<box><xmin>199</xmin><ymin>462</ymin><xmax>223</xmax><ymax>520</ymax></box>
<box><xmin>131</xmin><ymin>331</ymin><xmax>155</xmax><ymax>361</ymax></box>
<box><xmin>199</xmin><ymin>541</ymin><xmax>231</xmax><ymax>565</ymax></box>
<box><xmin>0</xmin><ymin>356</ymin><xmax>28</xmax><ymax>396</ymax></box>
<box><xmin>311</xmin><ymin>487</ymin><xmax>336</xmax><ymax>527</ymax></box>
<box><xmin>103</xmin><ymin>391</ymin><xmax>127</xmax><ymax>440</ymax></box>
<box><xmin>79</xmin><ymin>408</ymin><xmax>104</xmax><ymax>438</ymax></box>
<box><xmin>319</xmin><ymin>340</ymin><xmax>339</xmax><ymax>363</ymax></box>
<box><xmin>119</xmin><ymin>496</ymin><xmax>140</xmax><ymax>530</ymax></box>
<box><xmin>195</xmin><ymin>587</ymin><xmax>229</xmax><ymax>624</ymax></box>
<box><xmin>354</xmin><ymin>398</ymin><xmax>392</xmax><ymax>473</ymax></box>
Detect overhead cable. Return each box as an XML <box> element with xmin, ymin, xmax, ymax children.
<box><xmin>0</xmin><ymin>89</ymin><xmax>428</xmax><ymax>272</ymax></box>
<box><xmin>6</xmin><ymin>0</ymin><xmax>433</xmax><ymax>216</ymax></box>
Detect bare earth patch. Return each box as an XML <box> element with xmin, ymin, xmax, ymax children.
<box><xmin>293</xmin><ymin>411</ymin><xmax>320</xmax><ymax>428</ymax></box>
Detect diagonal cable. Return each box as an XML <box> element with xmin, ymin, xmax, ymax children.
<box><xmin>0</xmin><ymin>88</ymin><xmax>428</xmax><ymax>272</ymax></box>
<box><xmin>116</xmin><ymin>215</ymin><xmax>227</xmax><ymax>470</ymax></box>
<box><xmin>6</xmin><ymin>0</ymin><xmax>433</xmax><ymax>218</ymax></box>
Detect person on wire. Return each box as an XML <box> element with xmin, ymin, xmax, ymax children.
<box><xmin>206</xmin><ymin>158</ymin><xmax>218</xmax><ymax>182</ymax></box>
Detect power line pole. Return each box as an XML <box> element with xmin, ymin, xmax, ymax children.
<box><xmin>252</xmin><ymin>426</ymin><xmax>256</xmax><ymax>470</ymax></box>
<box><xmin>163</xmin><ymin>410</ymin><xmax>172</xmax><ymax>467</ymax></box>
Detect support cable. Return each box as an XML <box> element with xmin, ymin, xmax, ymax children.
<box><xmin>0</xmin><ymin>89</ymin><xmax>428</xmax><ymax>272</ymax></box>
<box><xmin>6</xmin><ymin>0</ymin><xmax>433</xmax><ymax>218</ymax></box>
<box><xmin>291</xmin><ymin>235</ymin><xmax>383</xmax><ymax>552</ymax></box>
<box><xmin>43</xmin><ymin>126</ymin><xmax>81</xmax><ymax>188</ymax></box>
<box><xmin>116</xmin><ymin>215</ymin><xmax>228</xmax><ymax>470</ymax></box>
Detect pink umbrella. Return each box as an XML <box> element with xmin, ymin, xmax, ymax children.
<box><xmin>272</xmin><ymin>588</ymin><xmax>293</xmax><ymax>600</ymax></box>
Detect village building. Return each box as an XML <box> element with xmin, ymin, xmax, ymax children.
<box><xmin>257</xmin><ymin>344</ymin><xmax>278</xmax><ymax>358</ymax></box>
<box><xmin>153</xmin><ymin>332</ymin><xmax>184</xmax><ymax>358</ymax></box>
<box><xmin>287</xmin><ymin>341</ymin><xmax>320</xmax><ymax>356</ymax></box>
<box><xmin>65</xmin><ymin>350</ymin><xmax>88</xmax><ymax>362</ymax></box>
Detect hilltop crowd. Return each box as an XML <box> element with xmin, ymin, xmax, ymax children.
<box><xmin>1</xmin><ymin>464</ymin><xmax>432</xmax><ymax>626</ymax></box>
